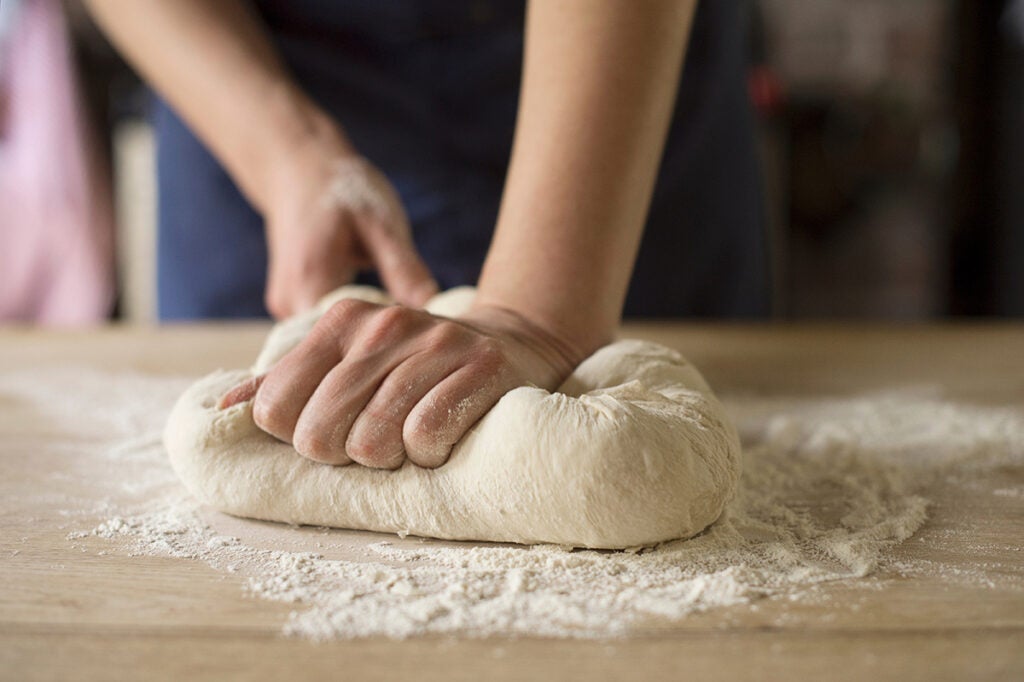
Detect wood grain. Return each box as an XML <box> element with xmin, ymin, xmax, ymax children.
<box><xmin>1</xmin><ymin>323</ymin><xmax>1022</xmax><ymax>681</ymax></box>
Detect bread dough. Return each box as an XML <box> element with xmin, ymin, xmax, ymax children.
<box><xmin>164</xmin><ymin>287</ymin><xmax>741</xmax><ymax>549</ymax></box>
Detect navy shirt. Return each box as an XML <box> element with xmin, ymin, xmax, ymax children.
<box><xmin>155</xmin><ymin>1</ymin><xmax>770</xmax><ymax>319</ymax></box>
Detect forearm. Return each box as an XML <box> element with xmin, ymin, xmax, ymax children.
<box><xmin>84</xmin><ymin>0</ymin><xmax>346</xmax><ymax>210</ymax></box>
<box><xmin>476</xmin><ymin>0</ymin><xmax>696</xmax><ymax>354</ymax></box>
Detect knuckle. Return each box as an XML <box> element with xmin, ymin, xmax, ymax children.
<box><xmin>424</xmin><ymin>320</ymin><xmax>466</xmax><ymax>353</ymax></box>
<box><xmin>403</xmin><ymin>421</ymin><xmax>451</xmax><ymax>469</ymax></box>
<box><xmin>362</xmin><ymin>398</ymin><xmax>405</xmax><ymax>428</ymax></box>
<box><xmin>347</xmin><ymin>434</ymin><xmax>406</xmax><ymax>470</ymax></box>
<box><xmin>404</xmin><ymin>400</ymin><xmax>445</xmax><ymax>449</ymax></box>
<box><xmin>293</xmin><ymin>423</ymin><xmax>345</xmax><ymax>464</ymax></box>
<box><xmin>320</xmin><ymin>297</ymin><xmax>372</xmax><ymax>329</ymax></box>
<box><xmin>252</xmin><ymin>390</ymin><xmax>290</xmax><ymax>439</ymax></box>
<box><xmin>360</xmin><ymin>305</ymin><xmax>418</xmax><ymax>347</ymax></box>
<box><xmin>407</xmin><ymin>380</ymin><xmax>502</xmax><ymax>450</ymax></box>
<box><xmin>376</xmin><ymin>304</ymin><xmax>414</xmax><ymax>330</ymax></box>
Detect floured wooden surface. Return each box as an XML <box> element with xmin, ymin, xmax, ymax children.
<box><xmin>2</xmin><ymin>325</ymin><xmax>1023</xmax><ymax>680</ymax></box>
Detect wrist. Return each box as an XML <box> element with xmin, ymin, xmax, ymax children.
<box><xmin>461</xmin><ymin>301</ymin><xmax>595</xmax><ymax>377</ymax></box>
<box><xmin>472</xmin><ymin>285</ymin><xmax>617</xmax><ymax>361</ymax></box>
<box><xmin>238</xmin><ymin>83</ymin><xmax>356</xmax><ymax>213</ymax></box>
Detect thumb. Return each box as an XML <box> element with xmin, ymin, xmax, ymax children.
<box><xmin>359</xmin><ymin>218</ymin><xmax>438</xmax><ymax>307</ymax></box>
<box><xmin>265</xmin><ymin>257</ymin><xmax>331</xmax><ymax>320</ymax></box>
<box><xmin>264</xmin><ymin>220</ymin><xmax>360</xmax><ymax>319</ymax></box>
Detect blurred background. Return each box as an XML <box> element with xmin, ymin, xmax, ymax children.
<box><xmin>1</xmin><ymin>0</ymin><xmax>1022</xmax><ymax>324</ymax></box>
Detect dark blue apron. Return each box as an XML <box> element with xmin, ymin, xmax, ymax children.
<box><xmin>155</xmin><ymin>0</ymin><xmax>770</xmax><ymax>319</ymax></box>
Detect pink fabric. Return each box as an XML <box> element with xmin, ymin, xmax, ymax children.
<box><xmin>0</xmin><ymin>0</ymin><xmax>115</xmax><ymax>325</ymax></box>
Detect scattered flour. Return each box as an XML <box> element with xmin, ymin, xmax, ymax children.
<box><xmin>3</xmin><ymin>369</ymin><xmax>1023</xmax><ymax>640</ymax></box>
<box><xmin>993</xmin><ymin>487</ymin><xmax>1024</xmax><ymax>498</ymax></box>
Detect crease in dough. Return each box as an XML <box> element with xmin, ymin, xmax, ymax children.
<box><xmin>164</xmin><ymin>287</ymin><xmax>741</xmax><ymax>549</ymax></box>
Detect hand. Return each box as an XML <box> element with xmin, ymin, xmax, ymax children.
<box><xmin>261</xmin><ymin>129</ymin><xmax>437</xmax><ymax>319</ymax></box>
<box><xmin>218</xmin><ymin>299</ymin><xmax>583</xmax><ymax>469</ymax></box>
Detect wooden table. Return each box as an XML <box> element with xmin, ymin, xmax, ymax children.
<box><xmin>2</xmin><ymin>323</ymin><xmax>1023</xmax><ymax>681</ymax></box>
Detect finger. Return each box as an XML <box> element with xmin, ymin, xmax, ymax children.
<box><xmin>264</xmin><ymin>215</ymin><xmax>361</xmax><ymax>319</ymax></box>
<box><xmin>345</xmin><ymin>350</ymin><xmax>464</xmax><ymax>469</ymax></box>
<box><xmin>295</xmin><ymin>260</ymin><xmax>359</xmax><ymax>312</ymax></box>
<box><xmin>252</xmin><ymin>298</ymin><xmax>374</xmax><ymax>443</ymax></box>
<box><xmin>404</xmin><ymin>362</ymin><xmax>512</xmax><ymax>468</ymax></box>
<box><xmin>291</xmin><ymin>304</ymin><xmax>429</xmax><ymax>466</ymax></box>
<box><xmin>218</xmin><ymin>375</ymin><xmax>265</xmax><ymax>410</ymax></box>
<box><xmin>358</xmin><ymin>215</ymin><xmax>438</xmax><ymax>308</ymax></box>
<box><xmin>266</xmin><ymin>254</ymin><xmax>359</xmax><ymax>319</ymax></box>
<box><xmin>349</xmin><ymin>238</ymin><xmax>373</xmax><ymax>269</ymax></box>
<box><xmin>292</xmin><ymin>355</ymin><xmax>392</xmax><ymax>467</ymax></box>
<box><xmin>265</xmin><ymin>246</ymin><xmax>310</xmax><ymax>320</ymax></box>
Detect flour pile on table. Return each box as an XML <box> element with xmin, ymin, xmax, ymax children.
<box><xmin>5</xmin><ymin>368</ymin><xmax>1020</xmax><ymax>639</ymax></box>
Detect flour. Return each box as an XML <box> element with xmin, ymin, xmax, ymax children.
<box><xmin>321</xmin><ymin>156</ymin><xmax>402</xmax><ymax>222</ymax></box>
<box><xmin>3</xmin><ymin>368</ymin><xmax>1021</xmax><ymax>640</ymax></box>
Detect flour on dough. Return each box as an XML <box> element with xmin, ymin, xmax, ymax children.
<box><xmin>164</xmin><ymin>287</ymin><xmax>741</xmax><ymax>549</ymax></box>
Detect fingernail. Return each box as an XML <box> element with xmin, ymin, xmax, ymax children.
<box><xmin>217</xmin><ymin>376</ymin><xmax>263</xmax><ymax>410</ymax></box>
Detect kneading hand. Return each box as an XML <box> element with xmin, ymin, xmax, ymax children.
<box><xmin>218</xmin><ymin>299</ymin><xmax>583</xmax><ymax>469</ymax></box>
<box><xmin>262</xmin><ymin>129</ymin><xmax>438</xmax><ymax>318</ymax></box>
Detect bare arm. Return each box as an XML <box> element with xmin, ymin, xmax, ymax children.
<box><xmin>220</xmin><ymin>1</ymin><xmax>698</xmax><ymax>470</ymax></box>
<box><xmin>85</xmin><ymin>0</ymin><xmax>437</xmax><ymax>314</ymax></box>
<box><xmin>476</xmin><ymin>0</ymin><xmax>696</xmax><ymax>352</ymax></box>
<box><xmin>85</xmin><ymin>0</ymin><xmax>318</xmax><ymax>207</ymax></box>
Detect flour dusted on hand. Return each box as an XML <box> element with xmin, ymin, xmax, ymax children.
<box><xmin>163</xmin><ymin>287</ymin><xmax>741</xmax><ymax>549</ymax></box>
